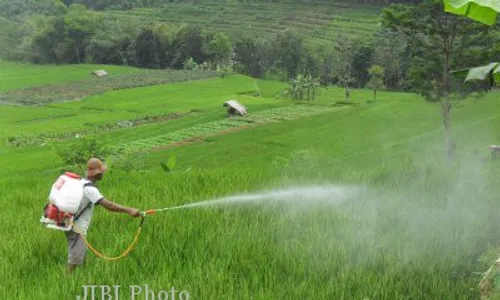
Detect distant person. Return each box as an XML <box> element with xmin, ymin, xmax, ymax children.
<box><xmin>66</xmin><ymin>157</ymin><xmax>141</xmax><ymax>274</ymax></box>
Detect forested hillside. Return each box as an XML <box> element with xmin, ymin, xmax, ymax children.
<box><xmin>0</xmin><ymin>0</ymin><xmax>420</xmax><ymax>13</ymax></box>
<box><xmin>1</xmin><ymin>0</ymin><xmax>499</xmax><ymax>96</ymax></box>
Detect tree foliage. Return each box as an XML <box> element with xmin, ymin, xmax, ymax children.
<box><xmin>367</xmin><ymin>65</ymin><xmax>385</xmax><ymax>100</ymax></box>
<box><xmin>382</xmin><ymin>0</ymin><xmax>495</xmax><ymax>100</ymax></box>
<box><xmin>381</xmin><ymin>0</ymin><xmax>497</xmax><ymax>159</ymax></box>
<box><xmin>209</xmin><ymin>32</ymin><xmax>232</xmax><ymax>67</ymax></box>
<box><xmin>55</xmin><ymin>137</ymin><xmax>114</xmax><ymax>169</ymax></box>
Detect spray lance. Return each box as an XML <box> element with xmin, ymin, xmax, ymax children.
<box><xmin>140</xmin><ymin>204</ymin><xmax>188</xmax><ymax>216</ymax></box>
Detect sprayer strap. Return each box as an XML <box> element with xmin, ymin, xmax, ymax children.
<box><xmin>74</xmin><ymin>202</ymin><xmax>92</xmax><ymax>221</ymax></box>
<box><xmin>73</xmin><ymin>182</ymin><xmax>95</xmax><ymax>221</ymax></box>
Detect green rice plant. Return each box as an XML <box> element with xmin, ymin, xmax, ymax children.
<box><xmin>4</xmin><ymin>63</ymin><xmax>500</xmax><ymax>299</ymax></box>
<box><xmin>112</xmin><ymin>105</ymin><xmax>341</xmax><ymax>154</ymax></box>
<box><xmin>0</xmin><ymin>69</ymin><xmax>218</xmax><ymax>105</ymax></box>
<box><xmin>0</xmin><ymin>60</ymin><xmax>142</xmax><ymax>91</ymax></box>
<box><xmin>5</xmin><ymin>112</ymin><xmax>194</xmax><ymax>147</ymax></box>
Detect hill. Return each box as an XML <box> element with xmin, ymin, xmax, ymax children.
<box><xmin>101</xmin><ymin>2</ymin><xmax>383</xmax><ymax>46</ymax></box>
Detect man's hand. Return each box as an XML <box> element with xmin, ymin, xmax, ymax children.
<box><xmin>128</xmin><ymin>208</ymin><xmax>141</xmax><ymax>218</ymax></box>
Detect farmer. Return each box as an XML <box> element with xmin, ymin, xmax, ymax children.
<box><xmin>65</xmin><ymin>157</ymin><xmax>141</xmax><ymax>274</ymax></box>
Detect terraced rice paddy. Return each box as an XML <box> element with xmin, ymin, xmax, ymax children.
<box><xmin>112</xmin><ymin>105</ymin><xmax>344</xmax><ymax>153</ymax></box>
<box><xmin>102</xmin><ymin>2</ymin><xmax>382</xmax><ymax>46</ymax></box>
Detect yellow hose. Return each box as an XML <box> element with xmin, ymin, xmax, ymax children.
<box><xmin>69</xmin><ymin>217</ymin><xmax>145</xmax><ymax>261</ymax></box>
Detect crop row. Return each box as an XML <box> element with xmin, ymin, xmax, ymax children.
<box><xmin>0</xmin><ymin>69</ymin><xmax>219</xmax><ymax>105</ymax></box>
<box><xmin>102</xmin><ymin>3</ymin><xmax>379</xmax><ymax>44</ymax></box>
<box><xmin>5</xmin><ymin>112</ymin><xmax>193</xmax><ymax>147</ymax></box>
<box><xmin>112</xmin><ymin>105</ymin><xmax>339</xmax><ymax>153</ymax></box>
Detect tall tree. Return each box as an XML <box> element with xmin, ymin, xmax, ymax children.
<box><xmin>382</xmin><ymin>0</ymin><xmax>493</xmax><ymax>159</ymax></box>
<box><xmin>372</xmin><ymin>30</ymin><xmax>410</xmax><ymax>91</ymax></box>
<box><xmin>64</xmin><ymin>4</ymin><xmax>98</xmax><ymax>64</ymax></box>
<box><xmin>233</xmin><ymin>36</ymin><xmax>266</xmax><ymax>78</ymax></box>
<box><xmin>333</xmin><ymin>34</ymin><xmax>355</xmax><ymax>101</ymax></box>
<box><xmin>133</xmin><ymin>28</ymin><xmax>161</xmax><ymax>68</ymax></box>
<box><xmin>30</xmin><ymin>15</ymin><xmax>67</xmax><ymax>63</ymax></box>
<box><xmin>170</xmin><ymin>25</ymin><xmax>207</xmax><ymax>69</ymax></box>
<box><xmin>209</xmin><ymin>32</ymin><xmax>232</xmax><ymax>67</ymax></box>
<box><xmin>315</xmin><ymin>44</ymin><xmax>335</xmax><ymax>86</ymax></box>
<box><xmin>87</xmin><ymin>18</ymin><xmax>142</xmax><ymax>65</ymax></box>
<box><xmin>270</xmin><ymin>30</ymin><xmax>306</xmax><ymax>80</ymax></box>
<box><xmin>367</xmin><ymin>65</ymin><xmax>385</xmax><ymax>101</ymax></box>
<box><xmin>351</xmin><ymin>43</ymin><xmax>374</xmax><ymax>88</ymax></box>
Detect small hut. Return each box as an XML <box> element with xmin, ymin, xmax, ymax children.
<box><xmin>489</xmin><ymin>145</ymin><xmax>500</xmax><ymax>160</ymax></box>
<box><xmin>223</xmin><ymin>100</ymin><xmax>247</xmax><ymax>116</ymax></box>
<box><xmin>91</xmin><ymin>70</ymin><xmax>108</xmax><ymax>78</ymax></box>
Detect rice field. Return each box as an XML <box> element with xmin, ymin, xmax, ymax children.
<box><xmin>0</xmin><ymin>65</ymin><xmax>219</xmax><ymax>105</ymax></box>
<box><xmin>2</xmin><ymin>61</ymin><xmax>500</xmax><ymax>300</ymax></box>
<box><xmin>0</xmin><ymin>60</ymin><xmax>144</xmax><ymax>91</ymax></box>
<box><xmin>111</xmin><ymin>105</ymin><xmax>344</xmax><ymax>153</ymax></box>
<box><xmin>101</xmin><ymin>2</ymin><xmax>382</xmax><ymax>46</ymax></box>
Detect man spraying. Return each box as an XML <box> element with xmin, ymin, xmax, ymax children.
<box><xmin>63</xmin><ymin>157</ymin><xmax>141</xmax><ymax>273</ymax></box>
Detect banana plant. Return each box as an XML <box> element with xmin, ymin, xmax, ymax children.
<box><xmin>282</xmin><ymin>73</ymin><xmax>320</xmax><ymax>101</ymax></box>
<box><xmin>159</xmin><ymin>155</ymin><xmax>176</xmax><ymax>173</ymax></box>
<box><xmin>459</xmin><ymin>62</ymin><xmax>500</xmax><ymax>86</ymax></box>
<box><xmin>443</xmin><ymin>0</ymin><xmax>500</xmax><ymax>25</ymax></box>
<box><xmin>442</xmin><ymin>3</ymin><xmax>500</xmax><ymax>296</ymax></box>
<box><xmin>443</xmin><ymin>1</ymin><xmax>500</xmax><ymax>85</ymax></box>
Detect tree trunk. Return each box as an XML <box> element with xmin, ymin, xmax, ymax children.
<box><xmin>75</xmin><ymin>41</ymin><xmax>81</xmax><ymax>64</ymax></box>
<box><xmin>442</xmin><ymin>47</ymin><xmax>453</xmax><ymax>160</ymax></box>
<box><xmin>373</xmin><ymin>89</ymin><xmax>377</xmax><ymax>101</ymax></box>
<box><xmin>442</xmin><ymin>97</ymin><xmax>452</xmax><ymax>159</ymax></box>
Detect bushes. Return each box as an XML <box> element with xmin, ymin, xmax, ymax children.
<box><xmin>55</xmin><ymin>137</ymin><xmax>115</xmax><ymax>169</ymax></box>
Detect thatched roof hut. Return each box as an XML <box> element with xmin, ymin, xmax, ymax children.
<box><xmin>223</xmin><ymin>100</ymin><xmax>247</xmax><ymax>116</ymax></box>
<box><xmin>91</xmin><ymin>70</ymin><xmax>108</xmax><ymax>78</ymax></box>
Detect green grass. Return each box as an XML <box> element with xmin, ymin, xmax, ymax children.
<box><xmin>0</xmin><ymin>60</ymin><xmax>144</xmax><ymax>91</ymax></box>
<box><xmin>3</xmin><ymin>64</ymin><xmax>500</xmax><ymax>299</ymax></box>
<box><xmin>101</xmin><ymin>2</ymin><xmax>383</xmax><ymax>46</ymax></box>
<box><xmin>111</xmin><ymin>105</ymin><xmax>345</xmax><ymax>153</ymax></box>
<box><xmin>0</xmin><ymin>75</ymin><xmax>283</xmax><ymax>143</ymax></box>
<box><xmin>48</xmin><ymin>74</ymin><xmax>273</xmax><ymax>113</ymax></box>
<box><xmin>0</xmin><ymin>66</ymin><xmax>219</xmax><ymax>105</ymax></box>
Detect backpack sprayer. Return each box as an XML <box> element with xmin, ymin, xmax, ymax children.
<box><xmin>40</xmin><ymin>172</ymin><xmax>95</xmax><ymax>231</ymax></box>
<box><xmin>40</xmin><ymin>172</ymin><xmax>176</xmax><ymax>261</ymax></box>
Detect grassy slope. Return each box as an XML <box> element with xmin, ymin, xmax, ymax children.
<box><xmin>0</xmin><ymin>75</ymin><xmax>283</xmax><ymax>139</ymax></box>
<box><xmin>3</xmin><ymin>66</ymin><xmax>500</xmax><ymax>299</ymax></box>
<box><xmin>0</xmin><ymin>74</ymin><xmax>287</xmax><ymax>173</ymax></box>
<box><xmin>102</xmin><ymin>2</ymin><xmax>382</xmax><ymax>46</ymax></box>
<box><xmin>0</xmin><ymin>60</ymin><xmax>145</xmax><ymax>91</ymax></box>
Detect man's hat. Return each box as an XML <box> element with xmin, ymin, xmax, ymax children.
<box><xmin>86</xmin><ymin>157</ymin><xmax>108</xmax><ymax>177</ymax></box>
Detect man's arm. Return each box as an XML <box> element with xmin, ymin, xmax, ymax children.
<box><xmin>99</xmin><ymin>199</ymin><xmax>141</xmax><ymax>217</ymax></box>
<box><xmin>82</xmin><ymin>184</ymin><xmax>141</xmax><ymax>217</ymax></box>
